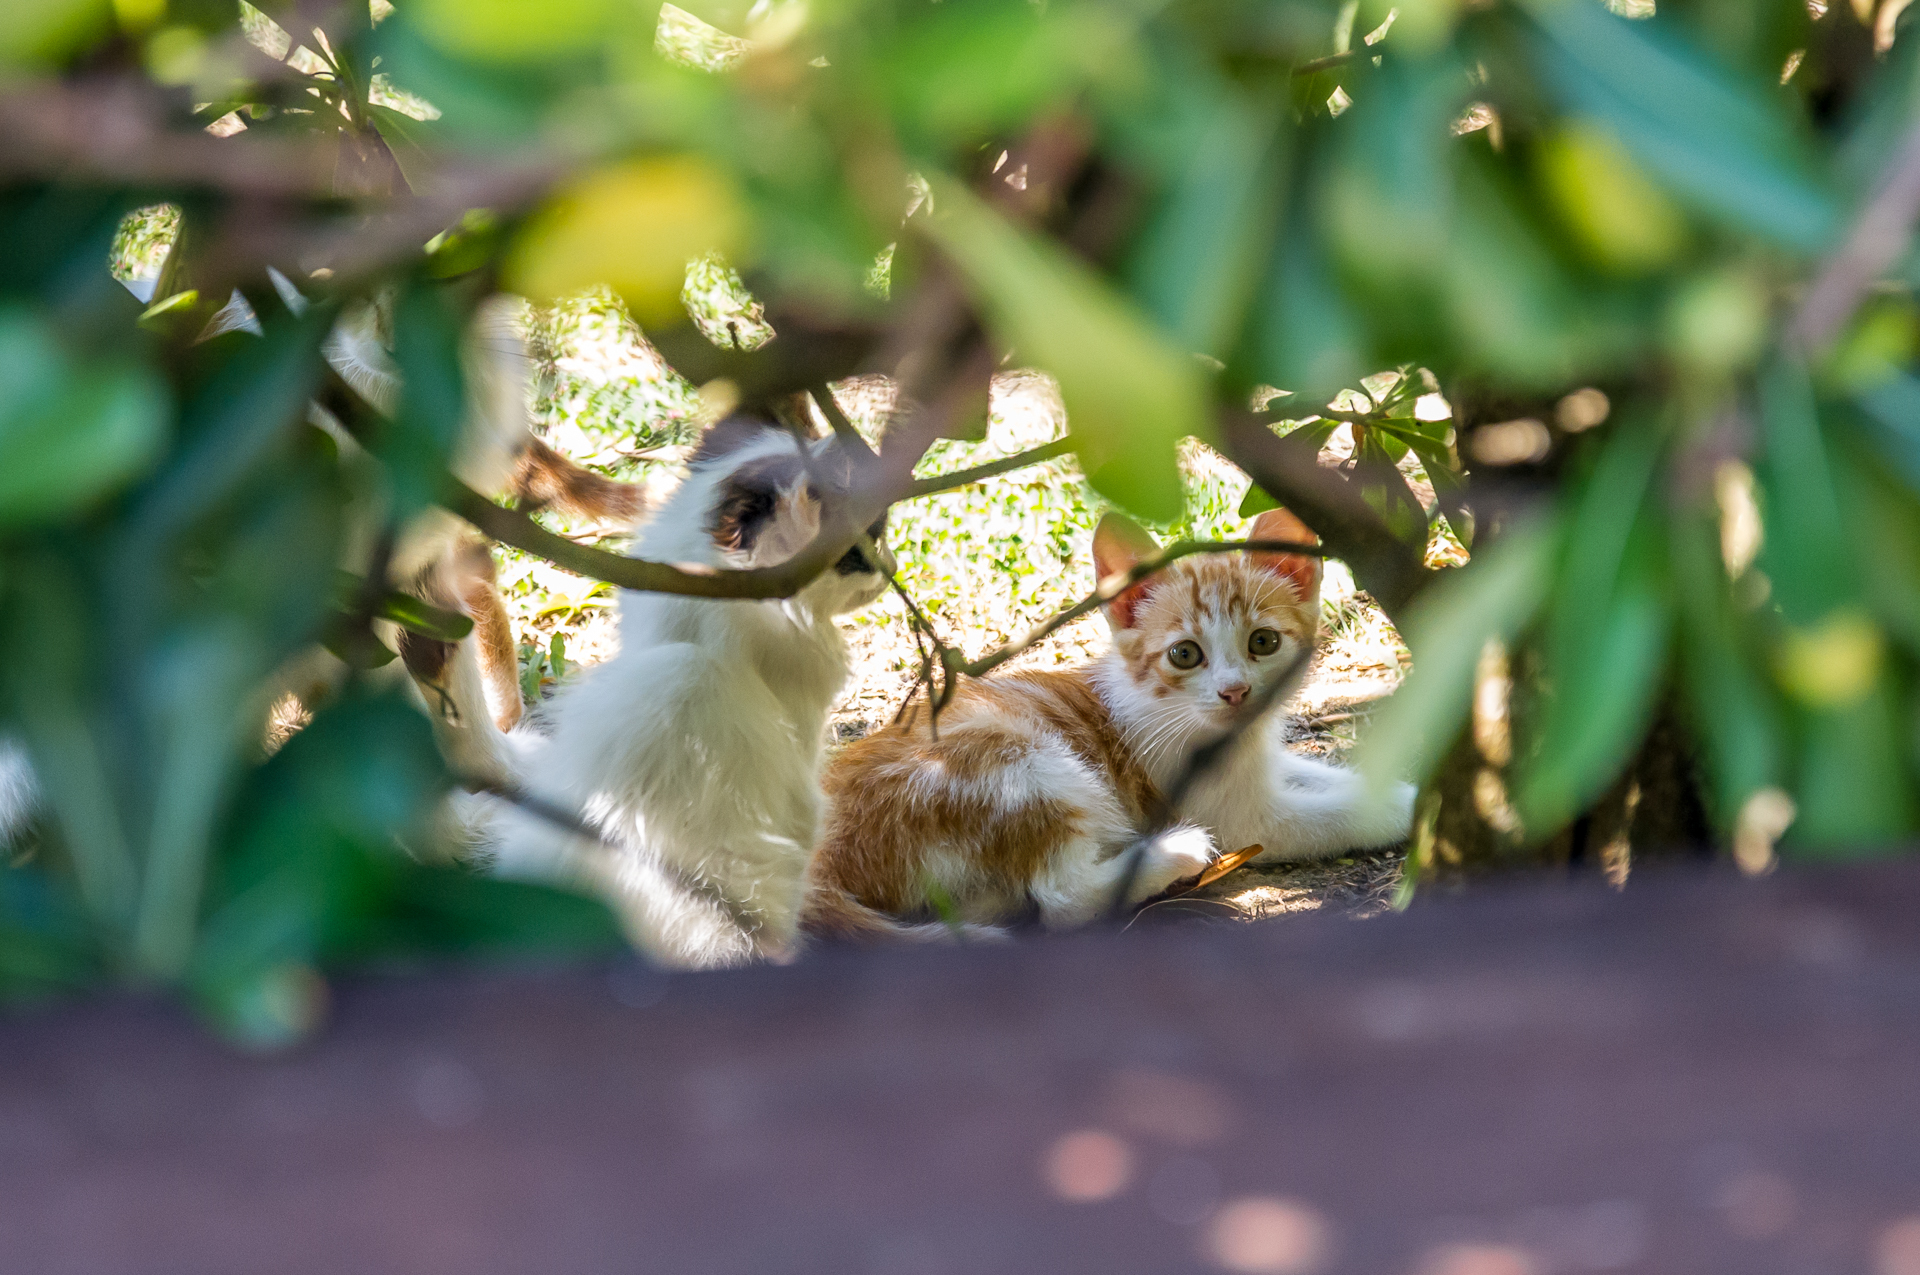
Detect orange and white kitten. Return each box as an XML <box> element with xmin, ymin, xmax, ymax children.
<box><xmin>804</xmin><ymin>509</ymin><xmax>1415</xmax><ymax>936</ymax></box>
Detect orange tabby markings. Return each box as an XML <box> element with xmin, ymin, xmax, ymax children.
<box><xmin>805</xmin><ymin>507</ymin><xmax>1426</xmax><ymax>936</ymax></box>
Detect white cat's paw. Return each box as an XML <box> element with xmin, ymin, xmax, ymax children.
<box><xmin>1368</xmin><ymin>781</ymin><xmax>1418</xmax><ymax>846</ymax></box>
<box><xmin>1127</xmin><ymin>825</ymin><xmax>1217</xmax><ymax>904</ymax></box>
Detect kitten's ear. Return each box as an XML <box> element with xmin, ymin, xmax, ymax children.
<box><xmin>1249</xmin><ymin>507</ymin><xmax>1322</xmax><ymax>606</ymax></box>
<box><xmin>1093</xmin><ymin>513</ymin><xmax>1161</xmax><ymax>629</ymax></box>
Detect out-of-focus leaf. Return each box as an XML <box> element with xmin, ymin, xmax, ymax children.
<box><xmin>1525</xmin><ymin>0</ymin><xmax>1838</xmax><ymax>253</ymax></box>
<box><xmin>504</xmin><ymin>156</ymin><xmax>749</xmax><ymax>327</ymax></box>
<box><xmin>193</xmin><ymin>693</ymin><xmax>448</xmax><ymax>986</ymax></box>
<box><xmin>1515</xmin><ymin>420</ymin><xmax>1673</xmax><ymax>834</ymax></box>
<box><xmin>1758</xmin><ymin>361</ymin><xmax>1856</xmax><ymax>623</ymax></box>
<box><xmin>1325</xmin><ymin>58</ymin><xmax>1459</xmax><ymax>299</ymax></box>
<box><xmin>1758</xmin><ymin>362</ymin><xmax>1914</xmax><ymax>847</ymax></box>
<box><xmin>1354</xmin><ymin>516</ymin><xmax>1560</xmax><ymax>795</ymax></box>
<box><xmin>924</xmin><ymin>177</ymin><xmax>1205</xmax><ymax>521</ymax></box>
<box><xmin>1536</xmin><ymin>120</ymin><xmax>1687</xmax><ymax>274</ymax></box>
<box><xmin>1835</xmin><ymin>422</ymin><xmax>1920</xmax><ymax>654</ymax></box>
<box><xmin>1123</xmin><ymin>87</ymin><xmax>1285</xmax><ymax>360</ymax></box>
<box><xmin>0</xmin><ymin>0</ymin><xmax>110</xmax><ymax>70</ymax></box>
<box><xmin>1440</xmin><ymin>155</ymin><xmax>1617</xmax><ymax>387</ymax></box>
<box><xmin>0</xmin><ymin>309</ymin><xmax>167</xmax><ymax>527</ymax></box>
<box><xmin>1665</xmin><ymin>265</ymin><xmax>1771</xmax><ymax>376</ymax></box>
<box><xmin>388</xmin><ymin>282</ymin><xmax>467</xmax><ymax>517</ymax></box>
<box><xmin>408</xmin><ymin>0</ymin><xmax>616</xmax><ymax>65</ymax></box>
<box><xmin>880</xmin><ymin>0</ymin><xmax>1135</xmax><ymax>148</ymax></box>
<box><xmin>424</xmin><ymin>209</ymin><xmax>502</xmax><ymax>280</ymax></box>
<box><xmin>1670</xmin><ymin>513</ymin><xmax>1783</xmax><ymax>826</ymax></box>
<box><xmin>193</xmin><ymin>691</ymin><xmax>618</xmax><ymax>1042</ymax></box>
<box><xmin>120</xmin><ymin>304</ymin><xmax>331</xmax><ymax>549</ymax></box>
<box><xmin>0</xmin><ymin>866</ymin><xmax>97</xmax><ymax>1003</ymax></box>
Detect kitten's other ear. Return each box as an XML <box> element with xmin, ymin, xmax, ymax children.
<box><xmin>1249</xmin><ymin>507</ymin><xmax>1322</xmax><ymax>606</ymax></box>
<box><xmin>1092</xmin><ymin>513</ymin><xmax>1161</xmax><ymax>629</ymax></box>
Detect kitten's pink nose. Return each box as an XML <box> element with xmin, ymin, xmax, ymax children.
<box><xmin>1218</xmin><ymin>684</ymin><xmax>1250</xmax><ymax>707</ymax></box>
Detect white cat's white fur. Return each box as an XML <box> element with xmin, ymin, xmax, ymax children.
<box><xmin>473</xmin><ymin>428</ymin><xmax>891</xmax><ymax>969</ymax></box>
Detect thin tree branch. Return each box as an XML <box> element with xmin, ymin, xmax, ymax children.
<box><xmin>809</xmin><ymin>381</ymin><xmax>876</xmax><ymax>461</ymax></box>
<box><xmin>904</xmin><ymin>436</ymin><xmax>1075</xmax><ymax>499</ymax></box>
<box><xmin>1293</xmin><ymin>51</ymin><xmax>1356</xmax><ymax>76</ymax></box>
<box><xmin>444</xmin><ymin>481</ymin><xmax>870</xmax><ymax>600</ymax></box>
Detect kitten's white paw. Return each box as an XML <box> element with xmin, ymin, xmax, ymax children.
<box><xmin>1128</xmin><ymin>825</ymin><xmax>1217</xmax><ymax>904</ymax></box>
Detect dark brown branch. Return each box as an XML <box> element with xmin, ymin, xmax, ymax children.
<box><xmin>1216</xmin><ymin>409</ymin><xmax>1433</xmax><ymax>621</ymax></box>
<box><xmin>444</xmin><ymin>481</ymin><xmax>869</xmax><ymax>601</ymax></box>
<box><xmin>903</xmin><ymin>437</ymin><xmax>1075</xmax><ymax>499</ymax></box>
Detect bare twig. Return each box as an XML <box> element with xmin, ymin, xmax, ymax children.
<box><xmin>1293</xmin><ymin>51</ymin><xmax>1357</xmax><ymax>76</ymax></box>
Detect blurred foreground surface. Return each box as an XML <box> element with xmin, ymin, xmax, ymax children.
<box><xmin>3</xmin><ymin>862</ymin><xmax>1918</xmax><ymax>1275</ymax></box>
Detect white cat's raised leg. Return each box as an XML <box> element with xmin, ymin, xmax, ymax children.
<box><xmin>1249</xmin><ymin>751</ymin><xmax>1415</xmax><ymax>863</ymax></box>
<box><xmin>1031</xmin><ymin>825</ymin><xmax>1215</xmax><ymax>927</ymax></box>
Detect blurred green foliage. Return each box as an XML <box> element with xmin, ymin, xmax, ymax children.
<box><xmin>6</xmin><ymin>0</ymin><xmax>1920</xmax><ymax>1033</ymax></box>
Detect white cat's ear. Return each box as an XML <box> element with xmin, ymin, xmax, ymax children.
<box><xmin>1092</xmin><ymin>513</ymin><xmax>1161</xmax><ymax>629</ymax></box>
<box><xmin>1249</xmin><ymin>507</ymin><xmax>1322</xmax><ymax>606</ymax></box>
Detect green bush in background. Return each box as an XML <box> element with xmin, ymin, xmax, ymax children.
<box><xmin>5</xmin><ymin>0</ymin><xmax>1920</xmax><ymax>1037</ymax></box>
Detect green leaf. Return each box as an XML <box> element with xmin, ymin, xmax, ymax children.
<box><xmin>334</xmin><ymin>569</ymin><xmax>477</xmax><ymax>643</ymax></box>
<box><xmin>0</xmin><ymin>309</ymin><xmax>167</xmax><ymax>528</ymax></box>
<box><xmin>1669</xmin><ymin>512</ymin><xmax>1783</xmax><ymax>826</ymax></box>
<box><xmin>923</xmin><ymin>177</ymin><xmax>1205</xmax><ymax>521</ymax></box>
<box><xmin>1525</xmin><ymin>0</ymin><xmax>1837</xmax><ymax>253</ymax></box>
<box><xmin>388</xmin><ymin>282</ymin><xmax>469</xmax><ymax>517</ymax></box>
<box><xmin>881</xmin><ymin>0</ymin><xmax>1136</xmax><ymax>148</ymax></box>
<box><xmin>407</xmin><ymin>0</ymin><xmax>616</xmax><ymax>65</ymax></box>
<box><xmin>1123</xmin><ymin>87</ymin><xmax>1286</xmax><ymax>361</ymax></box>
<box><xmin>0</xmin><ymin>0</ymin><xmax>110</xmax><ymax>69</ymax></box>
<box><xmin>366</xmin><ymin>103</ymin><xmax>440</xmax><ymax>195</ymax></box>
<box><xmin>1758</xmin><ymin>364</ymin><xmax>1916</xmax><ymax>848</ymax></box>
<box><xmin>1515</xmin><ymin>419</ymin><xmax>1674</xmax><ymax>835</ymax></box>
<box><xmin>1353</xmin><ymin>517</ymin><xmax>1560</xmax><ymax>795</ymax></box>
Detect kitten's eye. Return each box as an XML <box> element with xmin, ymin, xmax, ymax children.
<box><xmin>1248</xmin><ymin>627</ymin><xmax>1281</xmax><ymax>657</ymax></box>
<box><xmin>1166</xmin><ymin>640</ymin><xmax>1205</xmax><ymax>670</ymax></box>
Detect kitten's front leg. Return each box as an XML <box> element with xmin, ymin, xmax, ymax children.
<box><xmin>1249</xmin><ymin>751</ymin><xmax>1415</xmax><ymax>863</ymax></box>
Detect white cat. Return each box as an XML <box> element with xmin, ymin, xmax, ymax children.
<box><xmin>470</xmin><ymin>419</ymin><xmax>892</xmax><ymax>969</ymax></box>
